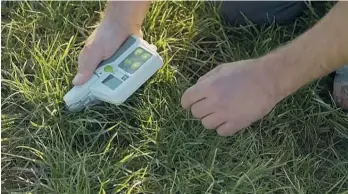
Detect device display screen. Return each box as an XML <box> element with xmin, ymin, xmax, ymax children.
<box><xmin>102</xmin><ymin>74</ymin><xmax>122</xmax><ymax>90</ymax></box>
<box><xmin>118</xmin><ymin>47</ymin><xmax>152</xmax><ymax>74</ymax></box>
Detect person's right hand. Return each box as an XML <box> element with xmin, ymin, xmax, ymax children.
<box><xmin>180</xmin><ymin>58</ymin><xmax>282</xmax><ymax>136</ymax></box>
<box><xmin>72</xmin><ymin>18</ymin><xmax>142</xmax><ymax>85</ymax></box>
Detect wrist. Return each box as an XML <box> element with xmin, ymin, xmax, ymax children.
<box><xmin>100</xmin><ymin>16</ymin><xmax>142</xmax><ymax>35</ymax></box>
<box><xmin>103</xmin><ymin>1</ymin><xmax>150</xmax><ymax>28</ymax></box>
<box><xmin>259</xmin><ymin>47</ymin><xmax>307</xmax><ymax>102</ymax></box>
<box><xmin>260</xmin><ymin>2</ymin><xmax>348</xmax><ymax>102</ymax></box>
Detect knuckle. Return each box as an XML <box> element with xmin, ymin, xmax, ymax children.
<box><xmin>81</xmin><ymin>42</ymin><xmax>95</xmax><ymax>54</ymax></box>
<box><xmin>217</xmin><ymin>122</ymin><xmax>236</xmax><ymax>136</ymax></box>
<box><xmin>180</xmin><ymin>91</ymin><xmax>191</xmax><ymax>109</ymax></box>
<box><xmin>202</xmin><ymin>119</ymin><xmax>214</xmax><ymax>130</ymax></box>
<box><xmin>190</xmin><ymin>107</ymin><xmax>200</xmax><ymax>118</ymax></box>
<box><xmin>217</xmin><ymin>129</ymin><xmax>230</xmax><ymax>136</ymax></box>
<box><xmin>214</xmin><ymin>65</ymin><xmax>222</xmax><ymax>72</ymax></box>
<box><xmin>213</xmin><ymin>64</ymin><xmax>225</xmax><ymax>72</ymax></box>
<box><xmin>197</xmin><ymin>76</ymin><xmax>204</xmax><ymax>83</ymax></box>
<box><xmin>78</xmin><ymin>46</ymin><xmax>93</xmax><ymax>62</ymax></box>
<box><xmin>180</xmin><ymin>97</ymin><xmax>185</xmax><ymax>108</ymax></box>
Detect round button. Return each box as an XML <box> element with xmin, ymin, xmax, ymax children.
<box><xmin>104</xmin><ymin>65</ymin><xmax>114</xmax><ymax>73</ymax></box>
<box><xmin>141</xmin><ymin>53</ymin><xmax>151</xmax><ymax>60</ymax></box>
<box><xmin>124</xmin><ymin>58</ymin><xmax>132</xmax><ymax>65</ymax></box>
<box><xmin>131</xmin><ymin>62</ymin><xmax>141</xmax><ymax>70</ymax></box>
<box><xmin>134</xmin><ymin>48</ymin><xmax>143</xmax><ymax>56</ymax></box>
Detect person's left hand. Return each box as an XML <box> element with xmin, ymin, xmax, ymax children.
<box><xmin>73</xmin><ymin>17</ymin><xmax>142</xmax><ymax>85</ymax></box>
<box><xmin>181</xmin><ymin>59</ymin><xmax>282</xmax><ymax>136</ymax></box>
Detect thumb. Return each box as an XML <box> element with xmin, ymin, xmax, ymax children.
<box><xmin>73</xmin><ymin>44</ymin><xmax>104</xmax><ymax>85</ymax></box>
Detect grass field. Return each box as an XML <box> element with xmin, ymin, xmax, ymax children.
<box><xmin>2</xmin><ymin>1</ymin><xmax>348</xmax><ymax>193</ymax></box>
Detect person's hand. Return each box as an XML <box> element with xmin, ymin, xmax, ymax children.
<box><xmin>73</xmin><ymin>19</ymin><xmax>142</xmax><ymax>85</ymax></box>
<box><xmin>181</xmin><ymin>59</ymin><xmax>282</xmax><ymax>136</ymax></box>
<box><xmin>181</xmin><ymin>2</ymin><xmax>348</xmax><ymax>136</ymax></box>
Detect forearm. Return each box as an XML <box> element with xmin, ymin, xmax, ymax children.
<box><xmin>102</xmin><ymin>1</ymin><xmax>152</xmax><ymax>30</ymax></box>
<box><xmin>265</xmin><ymin>2</ymin><xmax>348</xmax><ymax>99</ymax></box>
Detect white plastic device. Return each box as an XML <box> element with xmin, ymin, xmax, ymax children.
<box><xmin>64</xmin><ymin>35</ymin><xmax>163</xmax><ymax>112</ymax></box>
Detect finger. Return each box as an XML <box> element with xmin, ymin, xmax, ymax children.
<box><xmin>216</xmin><ymin>122</ymin><xmax>239</xmax><ymax>137</ymax></box>
<box><xmin>197</xmin><ymin>64</ymin><xmax>224</xmax><ymax>83</ymax></box>
<box><xmin>73</xmin><ymin>44</ymin><xmax>104</xmax><ymax>85</ymax></box>
<box><xmin>181</xmin><ymin>83</ymin><xmax>207</xmax><ymax>110</ymax></box>
<box><xmin>197</xmin><ymin>69</ymin><xmax>216</xmax><ymax>83</ymax></box>
<box><xmin>135</xmin><ymin>29</ymin><xmax>143</xmax><ymax>38</ymax></box>
<box><xmin>190</xmin><ymin>98</ymin><xmax>214</xmax><ymax>119</ymax></box>
<box><xmin>201</xmin><ymin>113</ymin><xmax>225</xmax><ymax>130</ymax></box>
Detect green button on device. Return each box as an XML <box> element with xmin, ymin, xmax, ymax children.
<box><xmin>104</xmin><ymin>65</ymin><xmax>114</xmax><ymax>73</ymax></box>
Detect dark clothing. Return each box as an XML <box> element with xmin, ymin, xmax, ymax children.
<box><xmin>215</xmin><ymin>1</ymin><xmax>307</xmax><ymax>25</ymax></box>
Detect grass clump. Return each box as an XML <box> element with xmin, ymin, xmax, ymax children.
<box><xmin>2</xmin><ymin>1</ymin><xmax>348</xmax><ymax>193</ymax></box>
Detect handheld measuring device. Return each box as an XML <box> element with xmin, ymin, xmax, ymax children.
<box><xmin>64</xmin><ymin>35</ymin><xmax>163</xmax><ymax>112</ymax></box>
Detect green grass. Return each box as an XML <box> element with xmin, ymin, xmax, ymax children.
<box><xmin>2</xmin><ymin>1</ymin><xmax>348</xmax><ymax>193</ymax></box>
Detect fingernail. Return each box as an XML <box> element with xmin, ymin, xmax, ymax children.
<box><xmin>72</xmin><ymin>73</ymin><xmax>83</xmax><ymax>85</ymax></box>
